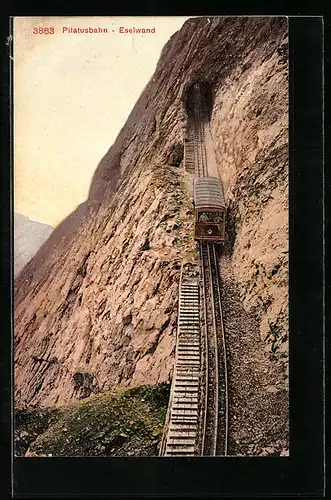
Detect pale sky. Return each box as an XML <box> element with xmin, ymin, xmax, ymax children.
<box><xmin>14</xmin><ymin>16</ymin><xmax>190</xmax><ymax>226</ymax></box>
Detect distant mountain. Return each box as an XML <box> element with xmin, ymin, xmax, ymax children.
<box><xmin>14</xmin><ymin>213</ymin><xmax>53</xmax><ymax>278</ymax></box>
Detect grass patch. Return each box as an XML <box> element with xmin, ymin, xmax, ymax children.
<box><xmin>184</xmin><ymin>248</ymin><xmax>198</xmax><ymax>262</ymax></box>
<box><xmin>15</xmin><ymin>383</ymin><xmax>170</xmax><ymax>457</ymax></box>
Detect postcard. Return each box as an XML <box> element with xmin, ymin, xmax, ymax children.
<box><xmin>13</xmin><ymin>15</ymin><xmax>289</xmax><ymax>459</ymax></box>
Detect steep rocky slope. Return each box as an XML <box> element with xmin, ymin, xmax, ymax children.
<box><xmin>15</xmin><ymin>163</ymin><xmax>194</xmax><ymax>407</ymax></box>
<box><xmin>15</xmin><ymin>17</ymin><xmax>288</xmax><ymax>455</ymax></box>
<box><xmin>14</xmin><ymin>213</ymin><xmax>53</xmax><ymax>278</ymax></box>
<box><xmin>210</xmin><ymin>30</ymin><xmax>288</xmax><ymax>352</ymax></box>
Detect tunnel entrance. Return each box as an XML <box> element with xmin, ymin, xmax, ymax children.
<box><xmin>182</xmin><ymin>79</ymin><xmax>218</xmax><ymax>178</ymax></box>
<box><xmin>183</xmin><ymin>80</ymin><xmax>214</xmax><ymax>124</ymax></box>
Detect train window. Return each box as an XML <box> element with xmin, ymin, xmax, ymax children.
<box><xmin>198</xmin><ymin>213</ymin><xmax>209</xmax><ymax>223</ymax></box>
<box><xmin>214</xmin><ymin>214</ymin><xmax>223</xmax><ymax>223</ymax></box>
<box><xmin>198</xmin><ymin>211</ymin><xmax>223</xmax><ymax>223</ymax></box>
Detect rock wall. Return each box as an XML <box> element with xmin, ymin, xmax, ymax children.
<box><xmin>15</xmin><ymin>164</ymin><xmax>195</xmax><ymax>407</ymax></box>
<box><xmin>210</xmin><ymin>25</ymin><xmax>288</xmax><ymax>357</ymax></box>
<box><xmin>15</xmin><ymin>17</ymin><xmax>288</xmax><ymax>408</ymax></box>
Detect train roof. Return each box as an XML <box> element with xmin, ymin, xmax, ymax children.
<box><xmin>194</xmin><ymin>177</ymin><xmax>225</xmax><ymax>209</ymax></box>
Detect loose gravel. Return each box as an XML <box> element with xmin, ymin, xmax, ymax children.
<box><xmin>218</xmin><ymin>252</ymin><xmax>289</xmax><ymax>456</ymax></box>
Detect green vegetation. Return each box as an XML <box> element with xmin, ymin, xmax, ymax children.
<box><xmin>184</xmin><ymin>248</ymin><xmax>198</xmax><ymax>262</ymax></box>
<box><xmin>265</xmin><ymin>321</ymin><xmax>288</xmax><ymax>360</ymax></box>
<box><xmin>15</xmin><ymin>383</ymin><xmax>170</xmax><ymax>457</ymax></box>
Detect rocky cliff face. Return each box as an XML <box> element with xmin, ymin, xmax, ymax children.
<box><xmin>210</xmin><ymin>28</ymin><xmax>288</xmax><ymax>354</ymax></box>
<box><xmin>15</xmin><ymin>15</ymin><xmax>288</xmax><ymax>429</ymax></box>
<box><xmin>14</xmin><ymin>213</ymin><xmax>53</xmax><ymax>278</ymax></box>
<box><xmin>15</xmin><ymin>163</ymin><xmax>194</xmax><ymax>407</ymax></box>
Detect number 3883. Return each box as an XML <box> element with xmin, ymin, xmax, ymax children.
<box><xmin>33</xmin><ymin>27</ymin><xmax>55</xmax><ymax>34</ymax></box>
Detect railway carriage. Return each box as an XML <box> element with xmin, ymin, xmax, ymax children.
<box><xmin>193</xmin><ymin>177</ymin><xmax>225</xmax><ymax>242</ymax></box>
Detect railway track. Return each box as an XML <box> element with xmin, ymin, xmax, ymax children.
<box><xmin>161</xmin><ymin>84</ymin><xmax>229</xmax><ymax>457</ymax></box>
<box><xmin>184</xmin><ymin>84</ymin><xmax>208</xmax><ymax>177</ymax></box>
<box><xmin>192</xmin><ymin>84</ymin><xmax>207</xmax><ymax>177</ymax></box>
<box><xmin>160</xmin><ymin>244</ymin><xmax>229</xmax><ymax>457</ymax></box>
<box><xmin>200</xmin><ymin>242</ymin><xmax>229</xmax><ymax>456</ymax></box>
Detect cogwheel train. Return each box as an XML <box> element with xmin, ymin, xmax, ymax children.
<box><xmin>193</xmin><ymin>177</ymin><xmax>226</xmax><ymax>242</ymax></box>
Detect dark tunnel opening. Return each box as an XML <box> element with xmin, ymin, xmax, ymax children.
<box><xmin>183</xmin><ymin>80</ymin><xmax>215</xmax><ymax>124</ymax></box>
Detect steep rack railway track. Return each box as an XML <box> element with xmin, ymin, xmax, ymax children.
<box><xmin>161</xmin><ymin>85</ymin><xmax>229</xmax><ymax>456</ymax></box>
<box><xmin>192</xmin><ymin>85</ymin><xmax>207</xmax><ymax>177</ymax></box>
<box><xmin>160</xmin><ymin>244</ymin><xmax>229</xmax><ymax>456</ymax></box>
<box><xmin>184</xmin><ymin>84</ymin><xmax>208</xmax><ymax>177</ymax></box>
<box><xmin>200</xmin><ymin>242</ymin><xmax>229</xmax><ymax>456</ymax></box>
